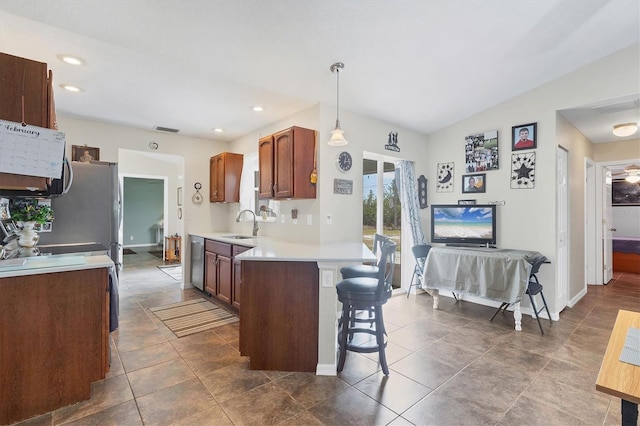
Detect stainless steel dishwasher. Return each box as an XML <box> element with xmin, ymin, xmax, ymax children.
<box><xmin>189</xmin><ymin>235</ymin><xmax>204</xmax><ymax>291</ymax></box>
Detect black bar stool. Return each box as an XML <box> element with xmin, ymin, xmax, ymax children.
<box><xmin>339</xmin><ymin>233</ymin><xmax>385</xmax><ymax>279</ymax></box>
<box><xmin>336</xmin><ymin>238</ymin><xmax>396</xmax><ymax>375</ymax></box>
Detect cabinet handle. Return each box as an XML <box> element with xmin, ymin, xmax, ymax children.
<box><xmin>273</xmin><ymin>183</ymin><xmax>277</xmax><ymax>192</ymax></box>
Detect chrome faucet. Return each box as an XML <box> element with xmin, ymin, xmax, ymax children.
<box><xmin>236</xmin><ymin>209</ymin><xmax>259</xmax><ymax>236</ymax></box>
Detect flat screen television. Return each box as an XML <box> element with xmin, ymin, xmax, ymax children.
<box><xmin>430</xmin><ymin>204</ymin><xmax>497</xmax><ymax>247</ymax></box>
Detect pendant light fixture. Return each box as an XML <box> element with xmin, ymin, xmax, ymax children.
<box><xmin>328</xmin><ymin>62</ymin><xmax>348</xmax><ymax>146</ymax></box>
<box><xmin>612</xmin><ymin>122</ymin><xmax>638</xmax><ymax>137</ymax></box>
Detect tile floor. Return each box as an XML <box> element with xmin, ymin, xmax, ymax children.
<box><xmin>13</xmin><ymin>247</ymin><xmax>639</xmax><ymax>425</ymax></box>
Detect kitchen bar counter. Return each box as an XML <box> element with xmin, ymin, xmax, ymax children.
<box><xmin>235</xmin><ymin>240</ymin><xmax>376</xmax><ymax>375</ymax></box>
<box><xmin>0</xmin><ymin>253</ymin><xmax>113</xmax><ymax>424</ymax></box>
<box><xmin>0</xmin><ymin>254</ymin><xmax>113</xmax><ymax>278</ymax></box>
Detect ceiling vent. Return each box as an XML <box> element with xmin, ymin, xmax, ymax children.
<box><xmin>154</xmin><ymin>126</ymin><xmax>179</xmax><ymax>133</ymax></box>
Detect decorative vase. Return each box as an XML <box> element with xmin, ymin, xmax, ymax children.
<box><xmin>17</xmin><ymin>221</ymin><xmax>40</xmax><ymax>257</ymax></box>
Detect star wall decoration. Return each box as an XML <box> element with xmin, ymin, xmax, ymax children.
<box><xmin>511</xmin><ymin>151</ymin><xmax>535</xmax><ymax>189</ymax></box>
<box><xmin>436</xmin><ymin>162</ymin><xmax>454</xmax><ymax>192</ymax></box>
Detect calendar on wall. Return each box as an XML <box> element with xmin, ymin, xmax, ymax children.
<box><xmin>0</xmin><ymin>119</ymin><xmax>65</xmax><ymax>179</ymax></box>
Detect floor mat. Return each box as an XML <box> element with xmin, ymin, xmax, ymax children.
<box><xmin>123</xmin><ymin>248</ymin><xmax>136</xmax><ymax>255</ymax></box>
<box><xmin>157</xmin><ymin>264</ymin><xmax>182</xmax><ymax>281</ymax></box>
<box><xmin>149</xmin><ymin>250</ymin><xmax>163</xmax><ymax>259</ymax></box>
<box><xmin>149</xmin><ymin>298</ymin><xmax>238</xmax><ymax>337</ymax></box>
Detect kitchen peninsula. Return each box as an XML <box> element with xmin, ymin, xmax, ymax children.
<box><xmin>236</xmin><ymin>238</ymin><xmax>376</xmax><ymax>375</ymax></box>
<box><xmin>192</xmin><ymin>233</ymin><xmax>376</xmax><ymax>375</ymax></box>
<box><xmin>0</xmin><ymin>254</ymin><xmax>114</xmax><ymax>425</ymax></box>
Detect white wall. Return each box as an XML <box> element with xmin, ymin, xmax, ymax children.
<box><xmin>56</xmin><ymin>114</ymin><xmax>231</xmax><ymax>284</ymax></box>
<box><xmin>423</xmin><ymin>43</ymin><xmax>640</xmax><ymax>314</ymax></box>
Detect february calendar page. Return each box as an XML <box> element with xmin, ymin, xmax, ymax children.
<box><xmin>0</xmin><ymin>119</ymin><xmax>65</xmax><ymax>179</ymax></box>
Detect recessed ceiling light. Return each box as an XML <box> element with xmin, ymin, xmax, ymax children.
<box><xmin>252</xmin><ymin>106</ymin><xmax>264</xmax><ymax>112</ymax></box>
<box><xmin>213</xmin><ymin>128</ymin><xmax>224</xmax><ymax>133</ymax></box>
<box><xmin>59</xmin><ymin>84</ymin><xmax>83</xmax><ymax>92</ymax></box>
<box><xmin>57</xmin><ymin>54</ymin><xmax>85</xmax><ymax>66</ymax></box>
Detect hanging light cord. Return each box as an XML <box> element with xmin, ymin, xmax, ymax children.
<box><xmin>335</xmin><ymin>66</ymin><xmax>340</xmax><ymax>128</ymax></box>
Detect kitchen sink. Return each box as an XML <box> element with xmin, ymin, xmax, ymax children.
<box><xmin>222</xmin><ymin>235</ymin><xmax>254</xmax><ymax>239</ymax></box>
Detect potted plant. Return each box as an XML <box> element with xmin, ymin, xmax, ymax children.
<box><xmin>11</xmin><ymin>200</ymin><xmax>55</xmax><ymax>225</ymax></box>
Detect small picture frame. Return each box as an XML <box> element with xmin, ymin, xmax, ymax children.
<box><xmin>462</xmin><ymin>173</ymin><xmax>486</xmax><ymax>193</ymax></box>
<box><xmin>458</xmin><ymin>199</ymin><xmax>477</xmax><ymax>205</ymax></box>
<box><xmin>0</xmin><ymin>220</ymin><xmax>17</xmax><ymax>238</ymax></box>
<box><xmin>512</xmin><ymin>123</ymin><xmax>537</xmax><ymax>151</ymax></box>
<box><xmin>177</xmin><ymin>187</ymin><xmax>183</xmax><ymax>206</ymax></box>
<box><xmin>72</xmin><ymin>145</ymin><xmax>100</xmax><ymax>162</ymax></box>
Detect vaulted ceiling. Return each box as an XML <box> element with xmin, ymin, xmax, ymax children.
<box><xmin>0</xmin><ymin>1</ymin><xmax>638</xmax><ymax>143</ymax></box>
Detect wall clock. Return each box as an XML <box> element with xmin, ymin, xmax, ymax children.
<box><xmin>337</xmin><ymin>151</ymin><xmax>352</xmax><ymax>173</ymax></box>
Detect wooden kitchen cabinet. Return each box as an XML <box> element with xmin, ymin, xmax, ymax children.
<box><xmin>204</xmin><ymin>239</ymin><xmax>233</xmax><ymax>305</ymax></box>
<box><xmin>258</xmin><ymin>126</ymin><xmax>316</xmax><ymax>199</ymax></box>
<box><xmin>209</xmin><ymin>152</ymin><xmax>243</xmax><ymax>202</ymax></box>
<box><xmin>232</xmin><ymin>245</ymin><xmax>251</xmax><ymax>309</ymax></box>
<box><xmin>240</xmin><ymin>261</ymin><xmax>319</xmax><ymax>372</ymax></box>
<box><xmin>204</xmin><ymin>239</ymin><xmax>249</xmax><ymax>310</ymax></box>
<box><xmin>0</xmin><ymin>52</ymin><xmax>57</xmax><ymax>192</ymax></box>
<box><xmin>0</xmin><ymin>268</ymin><xmax>109</xmax><ymax>425</ymax></box>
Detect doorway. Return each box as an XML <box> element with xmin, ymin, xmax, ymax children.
<box><xmin>362</xmin><ymin>154</ymin><xmax>402</xmax><ymax>289</ymax></box>
<box><xmin>590</xmin><ymin>158</ymin><xmax>640</xmax><ymax>284</ymax></box>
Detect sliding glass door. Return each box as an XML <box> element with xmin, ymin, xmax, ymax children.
<box><xmin>362</xmin><ymin>157</ymin><xmax>402</xmax><ymax>289</ymax></box>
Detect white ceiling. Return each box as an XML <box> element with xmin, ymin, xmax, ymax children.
<box><xmin>0</xmin><ymin>1</ymin><xmax>638</xmax><ymax>144</ymax></box>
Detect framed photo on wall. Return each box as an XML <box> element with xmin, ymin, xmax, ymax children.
<box><xmin>512</xmin><ymin>122</ymin><xmax>537</xmax><ymax>151</ymax></box>
<box><xmin>462</xmin><ymin>173</ymin><xmax>486</xmax><ymax>193</ymax></box>
<box><xmin>464</xmin><ymin>130</ymin><xmax>498</xmax><ymax>172</ymax></box>
<box><xmin>612</xmin><ymin>180</ymin><xmax>640</xmax><ymax>205</ymax></box>
<box><xmin>72</xmin><ymin>145</ymin><xmax>100</xmax><ymax>162</ymax></box>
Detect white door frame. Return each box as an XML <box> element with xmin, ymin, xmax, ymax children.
<box><xmin>584</xmin><ymin>158</ymin><xmax>597</xmax><ymax>285</ymax></box>
<box><xmin>556</xmin><ymin>147</ymin><xmax>569</xmax><ymax>310</ymax></box>
<box><xmin>593</xmin><ymin>158</ymin><xmax>640</xmax><ymax>284</ymax></box>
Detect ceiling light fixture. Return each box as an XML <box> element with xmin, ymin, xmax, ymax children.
<box><xmin>59</xmin><ymin>84</ymin><xmax>83</xmax><ymax>92</ymax></box>
<box><xmin>57</xmin><ymin>54</ymin><xmax>85</xmax><ymax>66</ymax></box>
<box><xmin>612</xmin><ymin>122</ymin><xmax>638</xmax><ymax>137</ymax></box>
<box><xmin>625</xmin><ymin>165</ymin><xmax>640</xmax><ymax>183</ymax></box>
<box><xmin>328</xmin><ymin>62</ymin><xmax>348</xmax><ymax>146</ymax></box>
<box><xmin>252</xmin><ymin>106</ymin><xmax>264</xmax><ymax>112</ymax></box>
<box><xmin>213</xmin><ymin>128</ymin><xmax>224</xmax><ymax>133</ymax></box>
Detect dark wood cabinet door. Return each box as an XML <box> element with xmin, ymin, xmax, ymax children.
<box><xmin>209</xmin><ymin>155</ymin><xmax>224</xmax><ymax>202</ymax></box>
<box><xmin>258</xmin><ymin>135</ymin><xmax>274</xmax><ymax>198</ymax></box>
<box><xmin>204</xmin><ymin>251</ymin><xmax>218</xmax><ymax>295</ymax></box>
<box><xmin>210</xmin><ymin>153</ymin><xmax>243</xmax><ymax>203</ymax></box>
<box><xmin>216</xmin><ymin>255</ymin><xmax>232</xmax><ymax>304</ymax></box>
<box><xmin>273</xmin><ymin>128</ymin><xmax>294</xmax><ymax>198</ymax></box>
<box><xmin>231</xmin><ymin>245</ymin><xmax>249</xmax><ymax>310</ymax></box>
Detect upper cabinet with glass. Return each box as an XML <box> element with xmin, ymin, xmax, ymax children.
<box><xmin>258</xmin><ymin>126</ymin><xmax>317</xmax><ymax>199</ymax></box>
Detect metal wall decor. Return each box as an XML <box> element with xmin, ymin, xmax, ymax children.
<box><xmin>385</xmin><ymin>131</ymin><xmax>400</xmax><ymax>152</ymax></box>
<box><xmin>436</xmin><ymin>162</ymin><xmax>454</xmax><ymax>192</ymax></box>
<box><xmin>511</xmin><ymin>151</ymin><xmax>536</xmax><ymax>189</ymax></box>
<box><xmin>464</xmin><ymin>130</ymin><xmax>499</xmax><ymax>172</ymax></box>
<box><xmin>417</xmin><ymin>175</ymin><xmax>428</xmax><ymax>209</ymax></box>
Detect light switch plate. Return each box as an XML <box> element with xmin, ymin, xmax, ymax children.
<box><xmin>326</xmin><ymin>213</ymin><xmax>332</xmax><ymax>225</ymax></box>
<box><xmin>307</xmin><ymin>214</ymin><xmax>312</xmax><ymax>225</ymax></box>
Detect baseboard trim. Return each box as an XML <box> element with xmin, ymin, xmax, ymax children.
<box><xmin>316</xmin><ymin>363</ymin><xmax>337</xmax><ymax>376</ymax></box>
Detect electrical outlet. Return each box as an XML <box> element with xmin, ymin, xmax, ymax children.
<box><xmin>326</xmin><ymin>213</ymin><xmax>332</xmax><ymax>225</ymax></box>
<box><xmin>321</xmin><ymin>270</ymin><xmax>333</xmax><ymax>288</ymax></box>
<box><xmin>307</xmin><ymin>214</ymin><xmax>312</xmax><ymax>225</ymax></box>
<box><xmin>129</xmin><ymin>235</ymin><xmax>134</xmax><ymax>241</ymax></box>
<box><xmin>281</xmin><ymin>214</ymin><xmax>285</xmax><ymax>223</ymax></box>
<box><xmin>292</xmin><ymin>218</ymin><xmax>298</xmax><ymax>225</ymax></box>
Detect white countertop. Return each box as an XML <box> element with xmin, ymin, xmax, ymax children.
<box><xmin>0</xmin><ymin>254</ymin><xmax>114</xmax><ymax>278</ymax></box>
<box><xmin>189</xmin><ymin>232</ymin><xmax>376</xmax><ymax>263</ymax></box>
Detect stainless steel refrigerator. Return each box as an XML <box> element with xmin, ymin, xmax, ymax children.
<box><xmin>38</xmin><ymin>161</ymin><xmax>121</xmax><ymax>271</ymax></box>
